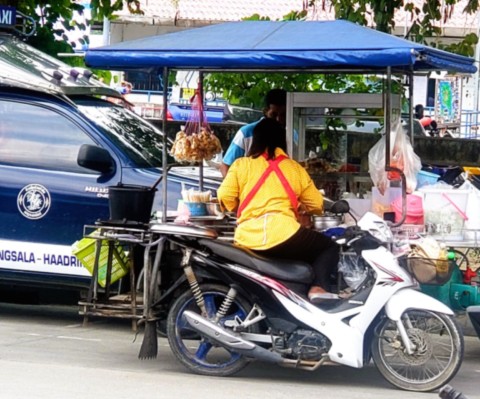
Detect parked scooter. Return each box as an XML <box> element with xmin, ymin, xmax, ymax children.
<box><xmin>153</xmin><ymin>201</ymin><xmax>464</xmax><ymax>392</ymax></box>
<box><xmin>419</xmin><ymin>249</ymin><xmax>480</xmax><ymax>340</ymax></box>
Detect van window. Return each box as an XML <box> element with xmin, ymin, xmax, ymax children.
<box><xmin>0</xmin><ymin>100</ymin><xmax>96</xmax><ymax>173</ymax></box>
<box><xmin>75</xmin><ymin>98</ymin><xmax>170</xmax><ymax>168</ymax></box>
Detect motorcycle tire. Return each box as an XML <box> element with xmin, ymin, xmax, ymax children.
<box><xmin>371</xmin><ymin>309</ymin><xmax>464</xmax><ymax>392</ymax></box>
<box><xmin>167</xmin><ymin>283</ymin><xmax>255</xmax><ymax>376</ymax></box>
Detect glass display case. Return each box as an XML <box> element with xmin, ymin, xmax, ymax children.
<box><xmin>286</xmin><ymin>92</ymin><xmax>401</xmax><ymax>199</ymax></box>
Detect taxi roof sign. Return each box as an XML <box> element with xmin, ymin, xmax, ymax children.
<box><xmin>0</xmin><ymin>6</ymin><xmax>15</xmax><ymax>27</ymax></box>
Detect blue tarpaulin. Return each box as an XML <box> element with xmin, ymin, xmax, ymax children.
<box><xmin>85</xmin><ymin>20</ymin><xmax>477</xmax><ymax>74</ymax></box>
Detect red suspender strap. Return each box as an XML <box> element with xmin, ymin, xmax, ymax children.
<box><xmin>236</xmin><ymin>157</ymin><xmax>276</xmax><ymax>217</ymax></box>
<box><xmin>269</xmin><ymin>158</ymin><xmax>299</xmax><ymax>217</ymax></box>
<box><xmin>237</xmin><ymin>154</ymin><xmax>299</xmax><ymax>218</ymax></box>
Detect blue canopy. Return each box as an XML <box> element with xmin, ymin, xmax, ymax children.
<box><xmin>85</xmin><ymin>20</ymin><xmax>477</xmax><ymax>74</ymax></box>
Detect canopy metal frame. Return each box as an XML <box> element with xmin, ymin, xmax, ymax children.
<box><xmin>158</xmin><ymin>66</ymin><xmax>411</xmax><ymax>226</ymax></box>
<box><xmin>84</xmin><ymin>21</ymin><xmax>476</xmax><ymax>226</ymax></box>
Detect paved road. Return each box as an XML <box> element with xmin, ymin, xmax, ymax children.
<box><xmin>0</xmin><ymin>302</ymin><xmax>479</xmax><ymax>399</ymax></box>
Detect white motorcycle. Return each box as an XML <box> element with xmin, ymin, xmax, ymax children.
<box><xmin>156</xmin><ymin>201</ymin><xmax>463</xmax><ymax>392</ymax></box>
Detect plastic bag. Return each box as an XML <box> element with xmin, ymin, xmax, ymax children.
<box><xmin>170</xmin><ymin>88</ymin><xmax>222</xmax><ymax>163</ymax></box>
<box><xmin>368</xmin><ymin>120</ymin><xmax>422</xmax><ymax>195</ymax></box>
<box><xmin>459</xmin><ymin>179</ymin><xmax>480</xmax><ymax>240</ymax></box>
<box><xmin>338</xmin><ymin>253</ymin><xmax>368</xmax><ymax>290</ymax></box>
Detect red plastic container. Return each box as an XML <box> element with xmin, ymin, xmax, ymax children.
<box><xmin>392</xmin><ymin>194</ymin><xmax>424</xmax><ymax>225</ymax></box>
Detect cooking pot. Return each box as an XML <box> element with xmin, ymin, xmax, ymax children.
<box><xmin>312</xmin><ymin>214</ymin><xmax>343</xmax><ymax>231</ymax></box>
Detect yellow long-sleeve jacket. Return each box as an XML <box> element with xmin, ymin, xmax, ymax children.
<box><xmin>217</xmin><ymin>148</ymin><xmax>324</xmax><ymax>250</ymax></box>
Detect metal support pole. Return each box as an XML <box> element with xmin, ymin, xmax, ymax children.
<box><xmin>385</xmin><ymin>67</ymin><xmax>391</xmax><ymax>168</ymax></box>
<box><xmin>161</xmin><ymin>67</ymin><xmax>169</xmax><ymax>224</ymax></box>
<box><xmin>385</xmin><ymin>67</ymin><xmax>407</xmax><ymax>227</ymax></box>
<box><xmin>198</xmin><ymin>71</ymin><xmax>204</xmax><ymax>191</ymax></box>
<box><xmin>408</xmin><ymin>69</ymin><xmax>414</xmax><ymax>144</ymax></box>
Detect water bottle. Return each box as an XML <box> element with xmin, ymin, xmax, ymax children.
<box><xmin>436</xmin><ymin>243</ymin><xmax>449</xmax><ymax>276</ymax></box>
<box><xmin>438</xmin><ymin>385</ymin><xmax>469</xmax><ymax>399</ymax></box>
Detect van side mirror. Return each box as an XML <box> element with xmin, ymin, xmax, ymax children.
<box><xmin>77</xmin><ymin>144</ymin><xmax>114</xmax><ymax>174</ymax></box>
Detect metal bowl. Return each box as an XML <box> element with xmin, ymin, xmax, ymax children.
<box><xmin>206</xmin><ymin>202</ymin><xmax>224</xmax><ymax>216</ymax></box>
<box><xmin>312</xmin><ymin>214</ymin><xmax>343</xmax><ymax>231</ymax></box>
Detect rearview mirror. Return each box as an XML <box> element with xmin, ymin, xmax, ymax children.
<box><xmin>77</xmin><ymin>144</ymin><xmax>115</xmax><ymax>174</ymax></box>
<box><xmin>330</xmin><ymin>200</ymin><xmax>350</xmax><ymax>214</ymax></box>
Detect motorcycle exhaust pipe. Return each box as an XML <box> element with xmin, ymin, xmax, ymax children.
<box><xmin>183</xmin><ymin>310</ymin><xmax>283</xmax><ymax>364</ymax></box>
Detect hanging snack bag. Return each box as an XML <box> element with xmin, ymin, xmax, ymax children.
<box><xmin>170</xmin><ymin>88</ymin><xmax>222</xmax><ymax>163</ymax></box>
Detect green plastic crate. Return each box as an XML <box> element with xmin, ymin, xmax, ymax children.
<box><xmin>72</xmin><ymin>237</ymin><xmax>130</xmax><ymax>287</ymax></box>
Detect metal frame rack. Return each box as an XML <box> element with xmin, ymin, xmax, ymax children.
<box><xmin>78</xmin><ymin>222</ymin><xmax>156</xmax><ymax>331</ymax></box>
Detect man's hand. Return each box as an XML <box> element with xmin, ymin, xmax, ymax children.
<box><xmin>219</xmin><ymin>162</ymin><xmax>229</xmax><ymax>178</ymax></box>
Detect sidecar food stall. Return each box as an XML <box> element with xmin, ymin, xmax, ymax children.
<box><xmin>81</xmin><ymin>19</ymin><xmax>480</xmax><ymax>353</ymax></box>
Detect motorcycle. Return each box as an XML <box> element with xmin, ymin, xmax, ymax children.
<box><xmin>152</xmin><ymin>201</ymin><xmax>464</xmax><ymax>392</ymax></box>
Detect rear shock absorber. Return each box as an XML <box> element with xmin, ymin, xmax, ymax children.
<box><xmin>215</xmin><ymin>287</ymin><xmax>238</xmax><ymax>323</ymax></box>
<box><xmin>181</xmin><ymin>248</ymin><xmax>206</xmax><ymax>316</ymax></box>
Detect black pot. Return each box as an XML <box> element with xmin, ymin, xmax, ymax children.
<box><xmin>108</xmin><ymin>184</ymin><xmax>156</xmax><ymax>223</ymax></box>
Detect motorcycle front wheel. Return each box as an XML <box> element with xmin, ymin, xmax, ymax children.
<box><xmin>167</xmin><ymin>283</ymin><xmax>255</xmax><ymax>376</ymax></box>
<box><xmin>371</xmin><ymin>310</ymin><xmax>464</xmax><ymax>392</ymax></box>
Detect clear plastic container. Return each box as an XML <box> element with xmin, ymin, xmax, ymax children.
<box><xmin>371</xmin><ymin>187</ymin><xmax>401</xmax><ymax>219</ymax></box>
<box><xmin>420</xmin><ymin>188</ymin><xmax>469</xmax><ymax>241</ymax></box>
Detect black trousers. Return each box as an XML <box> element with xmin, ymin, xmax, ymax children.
<box><xmin>254</xmin><ymin>226</ymin><xmax>339</xmax><ymax>289</ymax></box>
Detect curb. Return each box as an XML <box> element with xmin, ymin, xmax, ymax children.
<box><xmin>456</xmin><ymin>312</ymin><xmax>478</xmax><ymax>338</ymax></box>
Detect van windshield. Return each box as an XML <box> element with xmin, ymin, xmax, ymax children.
<box><xmin>75</xmin><ymin>98</ymin><xmax>170</xmax><ymax>167</ymax></box>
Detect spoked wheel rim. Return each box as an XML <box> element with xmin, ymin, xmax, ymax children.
<box><xmin>172</xmin><ymin>289</ymin><xmax>249</xmax><ymax>370</ymax></box>
<box><xmin>373</xmin><ymin>310</ymin><xmax>462</xmax><ymax>389</ymax></box>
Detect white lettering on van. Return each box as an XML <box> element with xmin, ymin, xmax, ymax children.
<box><xmin>0</xmin><ymin>9</ymin><xmax>13</xmax><ymax>25</ymax></box>
<box><xmin>44</xmin><ymin>254</ymin><xmax>81</xmax><ymax>267</ymax></box>
<box><xmin>85</xmin><ymin>186</ymin><xmax>109</xmax><ymax>194</ymax></box>
<box><xmin>0</xmin><ymin>250</ymin><xmax>36</xmax><ymax>263</ymax></box>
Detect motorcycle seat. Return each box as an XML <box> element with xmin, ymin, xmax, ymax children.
<box><xmin>198</xmin><ymin>238</ymin><xmax>313</xmax><ymax>284</ymax></box>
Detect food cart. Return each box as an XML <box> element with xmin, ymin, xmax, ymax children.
<box><xmin>82</xmin><ymin>20</ymin><xmax>479</xmax><ymax>354</ymax></box>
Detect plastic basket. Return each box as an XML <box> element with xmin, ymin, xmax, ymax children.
<box><xmin>463</xmin><ymin>166</ymin><xmax>480</xmax><ymax>176</ymax></box>
<box><xmin>416</xmin><ymin>170</ymin><xmax>440</xmax><ymax>189</ymax></box>
<box><xmin>401</xmin><ymin>256</ymin><xmax>454</xmax><ymax>285</ymax></box>
<box><xmin>72</xmin><ymin>237</ymin><xmax>130</xmax><ymax>287</ymax></box>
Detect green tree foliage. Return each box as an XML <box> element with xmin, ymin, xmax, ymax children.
<box><xmin>89</xmin><ymin>0</ymin><xmax>143</xmax><ymax>20</ymax></box>
<box><xmin>204</xmin><ymin>0</ymin><xmax>478</xmax><ymax>107</ymax></box>
<box><xmin>321</xmin><ymin>0</ymin><xmax>479</xmax><ymax>56</ymax></box>
<box><xmin>0</xmin><ymin>0</ymin><xmax>141</xmax><ymax>81</ymax></box>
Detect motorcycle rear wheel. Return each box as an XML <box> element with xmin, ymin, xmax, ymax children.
<box><xmin>372</xmin><ymin>310</ymin><xmax>464</xmax><ymax>392</ymax></box>
<box><xmin>167</xmin><ymin>283</ymin><xmax>255</xmax><ymax>376</ymax></box>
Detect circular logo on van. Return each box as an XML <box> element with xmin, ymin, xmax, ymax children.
<box><xmin>17</xmin><ymin>184</ymin><xmax>51</xmax><ymax>220</ymax></box>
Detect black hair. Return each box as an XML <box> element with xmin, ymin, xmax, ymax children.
<box><xmin>264</xmin><ymin>89</ymin><xmax>287</xmax><ymax>108</ymax></box>
<box><xmin>414</xmin><ymin>104</ymin><xmax>424</xmax><ymax>119</ymax></box>
<box><xmin>248</xmin><ymin>118</ymin><xmax>287</xmax><ymax>160</ymax></box>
